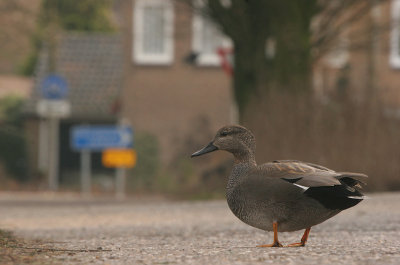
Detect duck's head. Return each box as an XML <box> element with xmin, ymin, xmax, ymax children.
<box><xmin>191</xmin><ymin>125</ymin><xmax>256</xmax><ymax>162</ymax></box>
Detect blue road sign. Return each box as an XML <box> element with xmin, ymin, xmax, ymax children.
<box><xmin>71</xmin><ymin>126</ymin><xmax>133</xmax><ymax>151</ymax></box>
<box><xmin>41</xmin><ymin>74</ymin><xmax>68</xmax><ymax>100</ymax></box>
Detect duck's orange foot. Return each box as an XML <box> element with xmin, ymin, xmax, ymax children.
<box><xmin>286</xmin><ymin>242</ymin><xmax>306</xmax><ymax>247</ymax></box>
<box><xmin>286</xmin><ymin>227</ymin><xmax>311</xmax><ymax>247</ymax></box>
<box><xmin>257</xmin><ymin>242</ymin><xmax>283</xmax><ymax>248</ymax></box>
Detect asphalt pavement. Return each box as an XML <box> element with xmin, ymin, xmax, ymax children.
<box><xmin>0</xmin><ymin>192</ymin><xmax>399</xmax><ymax>264</ymax></box>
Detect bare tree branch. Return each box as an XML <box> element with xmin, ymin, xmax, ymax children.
<box><xmin>312</xmin><ymin>0</ymin><xmax>390</xmax><ymax>60</ymax></box>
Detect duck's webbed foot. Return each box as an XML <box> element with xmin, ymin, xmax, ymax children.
<box><xmin>257</xmin><ymin>241</ymin><xmax>283</xmax><ymax>248</ymax></box>
<box><xmin>286</xmin><ymin>227</ymin><xmax>311</xmax><ymax>247</ymax></box>
<box><xmin>286</xmin><ymin>242</ymin><xmax>305</xmax><ymax>247</ymax></box>
<box><xmin>257</xmin><ymin>222</ymin><xmax>283</xmax><ymax>248</ymax></box>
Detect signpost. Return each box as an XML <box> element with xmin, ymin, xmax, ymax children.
<box><xmin>37</xmin><ymin>100</ymin><xmax>70</xmax><ymax>118</ymax></box>
<box><xmin>41</xmin><ymin>75</ymin><xmax>68</xmax><ymax>99</ymax></box>
<box><xmin>71</xmin><ymin>126</ymin><xmax>133</xmax><ymax>151</ymax></box>
<box><xmin>37</xmin><ymin>74</ymin><xmax>70</xmax><ymax>191</ymax></box>
<box><xmin>102</xmin><ymin>149</ymin><xmax>137</xmax><ymax>168</ymax></box>
<box><xmin>102</xmin><ymin>149</ymin><xmax>137</xmax><ymax>198</ymax></box>
<box><xmin>71</xmin><ymin>125</ymin><xmax>134</xmax><ymax>197</ymax></box>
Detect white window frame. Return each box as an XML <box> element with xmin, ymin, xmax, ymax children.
<box><xmin>390</xmin><ymin>0</ymin><xmax>400</xmax><ymax>68</ymax></box>
<box><xmin>191</xmin><ymin>1</ymin><xmax>231</xmax><ymax>66</ymax></box>
<box><xmin>133</xmin><ymin>0</ymin><xmax>174</xmax><ymax>65</ymax></box>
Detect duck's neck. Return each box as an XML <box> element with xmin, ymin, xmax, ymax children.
<box><xmin>232</xmin><ymin>149</ymin><xmax>257</xmax><ymax>166</ymax></box>
<box><xmin>226</xmin><ymin>149</ymin><xmax>256</xmax><ymax>189</ymax></box>
<box><xmin>227</xmin><ymin>155</ymin><xmax>256</xmax><ymax>193</ymax></box>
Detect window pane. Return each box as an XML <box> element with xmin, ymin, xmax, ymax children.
<box><xmin>202</xmin><ymin>20</ymin><xmax>223</xmax><ymax>54</ymax></box>
<box><xmin>142</xmin><ymin>7</ymin><xmax>165</xmax><ymax>54</ymax></box>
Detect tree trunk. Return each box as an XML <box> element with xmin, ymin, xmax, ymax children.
<box><xmin>195</xmin><ymin>0</ymin><xmax>317</xmax><ymax>122</ymax></box>
<box><xmin>233</xmin><ymin>29</ymin><xmax>313</xmax><ymax>123</ymax></box>
<box><xmin>233</xmin><ymin>39</ymin><xmax>266</xmax><ymax>121</ymax></box>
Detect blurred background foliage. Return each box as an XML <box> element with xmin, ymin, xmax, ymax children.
<box><xmin>128</xmin><ymin>132</ymin><xmax>161</xmax><ymax>190</ymax></box>
<box><xmin>127</xmin><ymin>120</ymin><xmax>229</xmax><ymax>199</ymax></box>
<box><xmin>20</xmin><ymin>0</ymin><xmax>115</xmax><ymax>76</ymax></box>
<box><xmin>0</xmin><ymin>96</ymin><xmax>28</xmax><ymax>181</ymax></box>
<box><xmin>39</xmin><ymin>0</ymin><xmax>115</xmax><ymax>32</ymax></box>
<box><xmin>0</xmin><ymin>95</ymin><xmax>25</xmax><ymax>128</ymax></box>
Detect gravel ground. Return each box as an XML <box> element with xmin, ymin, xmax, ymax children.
<box><xmin>0</xmin><ymin>192</ymin><xmax>399</xmax><ymax>265</ymax></box>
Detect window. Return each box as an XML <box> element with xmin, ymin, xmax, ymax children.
<box><xmin>192</xmin><ymin>2</ymin><xmax>231</xmax><ymax>66</ymax></box>
<box><xmin>133</xmin><ymin>0</ymin><xmax>174</xmax><ymax>65</ymax></box>
<box><xmin>390</xmin><ymin>0</ymin><xmax>400</xmax><ymax>68</ymax></box>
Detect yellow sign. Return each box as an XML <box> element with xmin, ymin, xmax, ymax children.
<box><xmin>102</xmin><ymin>149</ymin><xmax>137</xmax><ymax>168</ymax></box>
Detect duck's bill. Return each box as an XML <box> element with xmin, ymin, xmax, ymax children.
<box><xmin>191</xmin><ymin>142</ymin><xmax>218</xmax><ymax>157</ymax></box>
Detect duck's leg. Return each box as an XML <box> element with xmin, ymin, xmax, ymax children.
<box><xmin>286</xmin><ymin>227</ymin><xmax>311</xmax><ymax>247</ymax></box>
<box><xmin>257</xmin><ymin>222</ymin><xmax>283</xmax><ymax>247</ymax></box>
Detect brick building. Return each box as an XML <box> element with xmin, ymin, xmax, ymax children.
<box><xmin>314</xmin><ymin>0</ymin><xmax>400</xmax><ymax>112</ymax></box>
<box><xmin>116</xmin><ymin>0</ymin><xmax>234</xmax><ymax>164</ymax></box>
<box><xmin>24</xmin><ymin>0</ymin><xmax>234</xmax><ymax>185</ymax></box>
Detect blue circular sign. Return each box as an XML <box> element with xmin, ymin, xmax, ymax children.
<box><xmin>41</xmin><ymin>74</ymin><xmax>68</xmax><ymax>100</ymax></box>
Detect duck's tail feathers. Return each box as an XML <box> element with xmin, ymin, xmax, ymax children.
<box><xmin>336</xmin><ymin>172</ymin><xmax>368</xmax><ymax>189</ymax></box>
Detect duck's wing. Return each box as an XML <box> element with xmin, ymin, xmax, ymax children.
<box><xmin>259</xmin><ymin>160</ymin><xmax>367</xmax><ymax>210</ymax></box>
<box><xmin>272</xmin><ymin>160</ymin><xmax>335</xmax><ymax>172</ymax></box>
<box><xmin>267</xmin><ymin>160</ymin><xmax>367</xmax><ymax>188</ymax></box>
<box><xmin>262</xmin><ymin>160</ymin><xmax>341</xmax><ymax>187</ymax></box>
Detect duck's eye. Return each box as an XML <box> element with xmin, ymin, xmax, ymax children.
<box><xmin>220</xmin><ymin>131</ymin><xmax>229</xmax><ymax>137</ymax></box>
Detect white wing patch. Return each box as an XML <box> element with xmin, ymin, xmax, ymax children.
<box><xmin>293</xmin><ymin>183</ymin><xmax>309</xmax><ymax>191</ymax></box>
<box><xmin>347</xmin><ymin>195</ymin><xmax>369</xmax><ymax>200</ymax></box>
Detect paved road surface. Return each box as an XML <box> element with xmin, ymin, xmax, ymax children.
<box><xmin>0</xmin><ymin>192</ymin><xmax>399</xmax><ymax>264</ymax></box>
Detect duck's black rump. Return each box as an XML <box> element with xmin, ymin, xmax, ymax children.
<box><xmin>303</xmin><ymin>185</ymin><xmax>363</xmax><ymax>210</ymax></box>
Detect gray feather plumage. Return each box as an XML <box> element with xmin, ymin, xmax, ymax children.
<box><xmin>192</xmin><ymin>125</ymin><xmax>366</xmax><ymax>233</ymax></box>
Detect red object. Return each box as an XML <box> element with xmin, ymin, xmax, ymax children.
<box><xmin>217</xmin><ymin>47</ymin><xmax>233</xmax><ymax>76</ymax></box>
<box><xmin>111</xmin><ymin>98</ymin><xmax>121</xmax><ymax>114</ymax></box>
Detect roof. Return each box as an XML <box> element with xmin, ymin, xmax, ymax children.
<box><xmin>25</xmin><ymin>33</ymin><xmax>123</xmax><ymax>120</ymax></box>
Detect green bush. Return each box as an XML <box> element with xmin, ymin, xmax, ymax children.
<box><xmin>127</xmin><ymin>132</ymin><xmax>161</xmax><ymax>190</ymax></box>
<box><xmin>0</xmin><ymin>96</ymin><xmax>24</xmax><ymax>128</ymax></box>
<box><xmin>0</xmin><ymin>96</ymin><xmax>28</xmax><ymax>181</ymax></box>
<box><xmin>0</xmin><ymin>127</ymin><xmax>28</xmax><ymax>181</ymax></box>
<box><xmin>20</xmin><ymin>0</ymin><xmax>115</xmax><ymax>76</ymax></box>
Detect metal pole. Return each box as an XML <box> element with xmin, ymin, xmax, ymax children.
<box><xmin>48</xmin><ymin>117</ymin><xmax>59</xmax><ymax>190</ymax></box>
<box><xmin>115</xmin><ymin>168</ymin><xmax>126</xmax><ymax>199</ymax></box>
<box><xmin>81</xmin><ymin>150</ymin><xmax>91</xmax><ymax>195</ymax></box>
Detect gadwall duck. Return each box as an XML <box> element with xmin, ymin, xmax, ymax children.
<box><xmin>191</xmin><ymin>125</ymin><xmax>366</xmax><ymax>247</ymax></box>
